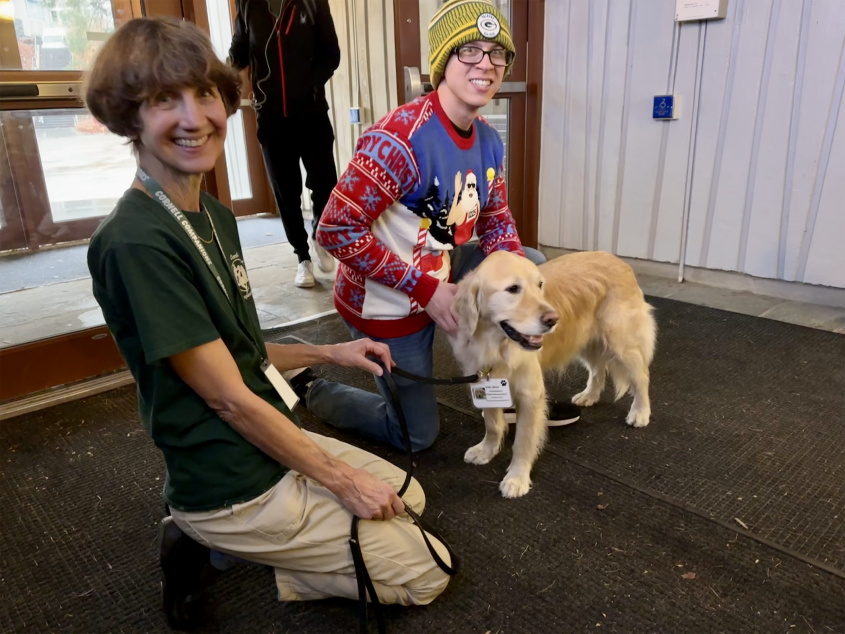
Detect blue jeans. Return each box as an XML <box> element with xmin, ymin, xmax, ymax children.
<box><xmin>307</xmin><ymin>244</ymin><xmax>546</xmax><ymax>451</ymax></box>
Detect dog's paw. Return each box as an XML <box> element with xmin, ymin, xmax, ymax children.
<box><xmin>626</xmin><ymin>409</ymin><xmax>650</xmax><ymax>428</ymax></box>
<box><xmin>500</xmin><ymin>474</ymin><xmax>532</xmax><ymax>498</ymax></box>
<box><xmin>464</xmin><ymin>443</ymin><xmax>497</xmax><ymax>465</ymax></box>
<box><xmin>572</xmin><ymin>390</ymin><xmax>600</xmax><ymax>407</ymax></box>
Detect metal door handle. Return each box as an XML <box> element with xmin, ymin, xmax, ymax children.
<box><xmin>0</xmin><ymin>82</ymin><xmax>83</xmax><ymax>101</ymax></box>
<box><xmin>403</xmin><ymin>67</ymin><xmax>433</xmax><ymax>103</ymax></box>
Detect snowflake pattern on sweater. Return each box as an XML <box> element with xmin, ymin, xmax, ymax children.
<box><xmin>317</xmin><ymin>91</ymin><xmax>525</xmax><ymax>338</ymax></box>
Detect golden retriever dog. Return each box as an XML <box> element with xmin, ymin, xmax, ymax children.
<box><xmin>449</xmin><ymin>250</ymin><xmax>656</xmax><ymax>498</ymax></box>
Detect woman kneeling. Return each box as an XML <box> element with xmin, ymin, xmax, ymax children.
<box><xmin>85</xmin><ymin>17</ymin><xmax>450</xmax><ymax>628</ymax></box>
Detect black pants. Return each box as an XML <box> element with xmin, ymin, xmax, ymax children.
<box><xmin>257</xmin><ymin>110</ymin><xmax>338</xmax><ymax>263</ymax></box>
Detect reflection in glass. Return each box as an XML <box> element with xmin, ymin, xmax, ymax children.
<box><xmin>479</xmin><ymin>98</ymin><xmax>509</xmax><ymax>188</ymax></box>
<box><xmin>32</xmin><ymin>109</ymin><xmax>136</xmax><ymax>221</ymax></box>
<box><xmin>0</xmin><ymin>107</ymin><xmax>132</xmax><ymax>351</ymax></box>
<box><xmin>0</xmin><ymin>107</ymin><xmax>137</xmax><ymax>254</ymax></box>
<box><xmin>1</xmin><ymin>0</ymin><xmax>116</xmax><ymax>71</ymax></box>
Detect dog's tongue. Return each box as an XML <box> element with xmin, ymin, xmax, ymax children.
<box><xmin>526</xmin><ymin>335</ymin><xmax>543</xmax><ymax>346</ymax></box>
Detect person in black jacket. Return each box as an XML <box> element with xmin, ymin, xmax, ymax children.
<box><xmin>229</xmin><ymin>0</ymin><xmax>340</xmax><ymax>287</ymax></box>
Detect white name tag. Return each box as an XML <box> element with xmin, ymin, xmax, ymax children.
<box><xmin>261</xmin><ymin>361</ymin><xmax>300</xmax><ymax>411</ymax></box>
<box><xmin>469</xmin><ymin>377</ymin><xmax>513</xmax><ymax>409</ymax></box>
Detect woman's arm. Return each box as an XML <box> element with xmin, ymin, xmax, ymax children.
<box><xmin>264</xmin><ymin>339</ymin><xmax>394</xmax><ymax>375</ymax></box>
<box><xmin>168</xmin><ymin>339</ymin><xmax>404</xmax><ymax>520</ymax></box>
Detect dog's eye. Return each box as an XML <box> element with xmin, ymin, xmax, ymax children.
<box><xmin>538</xmin><ymin>281</ymin><xmax>544</xmax><ymax>289</ymax></box>
<box><xmin>506</xmin><ymin>284</ymin><xmax>521</xmax><ymax>294</ymax></box>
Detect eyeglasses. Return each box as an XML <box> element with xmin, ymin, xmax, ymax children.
<box><xmin>454</xmin><ymin>45</ymin><xmax>514</xmax><ymax>67</ymax></box>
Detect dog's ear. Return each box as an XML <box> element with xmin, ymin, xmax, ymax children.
<box><xmin>454</xmin><ymin>274</ymin><xmax>482</xmax><ymax>333</ymax></box>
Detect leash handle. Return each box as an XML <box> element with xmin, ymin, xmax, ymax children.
<box><xmin>351</xmin><ymin>367</ymin><xmax>462</xmax><ymax>634</ymax></box>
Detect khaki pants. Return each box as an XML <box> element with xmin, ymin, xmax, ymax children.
<box><xmin>171</xmin><ymin>431</ymin><xmax>451</xmax><ymax>606</ymax></box>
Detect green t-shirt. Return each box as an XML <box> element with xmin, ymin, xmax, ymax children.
<box><xmin>88</xmin><ymin>187</ymin><xmax>296</xmax><ymax>512</ymax></box>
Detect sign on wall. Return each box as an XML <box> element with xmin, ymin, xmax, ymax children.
<box><xmin>675</xmin><ymin>0</ymin><xmax>728</xmax><ymax>22</ymax></box>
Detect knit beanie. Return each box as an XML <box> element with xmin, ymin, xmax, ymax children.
<box><xmin>428</xmin><ymin>0</ymin><xmax>515</xmax><ymax>88</ymax></box>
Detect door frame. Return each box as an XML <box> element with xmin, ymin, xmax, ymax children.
<box><xmin>186</xmin><ymin>0</ymin><xmax>275</xmax><ymax>218</ymax></box>
<box><xmin>392</xmin><ymin>0</ymin><xmax>545</xmax><ymax>248</ymax></box>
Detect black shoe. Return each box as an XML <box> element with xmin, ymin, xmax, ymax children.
<box><xmin>287</xmin><ymin>367</ymin><xmax>317</xmax><ymax>400</ymax></box>
<box><xmin>159</xmin><ymin>518</ymin><xmax>210</xmax><ymax>630</ymax></box>
<box><xmin>503</xmin><ymin>399</ymin><xmax>580</xmax><ymax>427</ymax></box>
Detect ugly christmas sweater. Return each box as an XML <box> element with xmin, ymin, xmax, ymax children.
<box><xmin>316</xmin><ymin>90</ymin><xmax>525</xmax><ymax>338</ymax></box>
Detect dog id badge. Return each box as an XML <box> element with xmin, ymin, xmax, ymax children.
<box><xmin>469</xmin><ymin>377</ymin><xmax>513</xmax><ymax>409</ymax></box>
<box><xmin>261</xmin><ymin>360</ymin><xmax>300</xmax><ymax>411</ymax></box>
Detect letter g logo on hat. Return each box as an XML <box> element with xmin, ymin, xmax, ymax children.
<box><xmin>477</xmin><ymin>12</ymin><xmax>501</xmax><ymax>38</ymax></box>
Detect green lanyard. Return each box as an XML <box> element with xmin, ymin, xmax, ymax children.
<box><xmin>136</xmin><ymin>167</ymin><xmax>263</xmax><ymax>353</ymax></box>
<box><xmin>136</xmin><ymin>167</ymin><xmax>233</xmax><ymax>301</ymax></box>
<box><xmin>136</xmin><ymin>167</ymin><xmax>300</xmax><ymax>411</ymax></box>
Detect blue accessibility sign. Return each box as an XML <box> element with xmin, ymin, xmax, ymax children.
<box><xmin>653</xmin><ymin>95</ymin><xmax>676</xmax><ymax>120</ymax></box>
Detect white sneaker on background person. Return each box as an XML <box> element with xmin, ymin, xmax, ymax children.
<box><xmin>295</xmin><ymin>261</ymin><xmax>316</xmax><ymax>288</ymax></box>
<box><xmin>309</xmin><ymin>235</ymin><xmax>334</xmax><ymax>273</ymax></box>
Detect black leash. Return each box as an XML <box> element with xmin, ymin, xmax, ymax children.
<box><xmin>389</xmin><ymin>366</ymin><xmax>482</xmax><ymax>386</ymax></box>
<box><xmin>349</xmin><ymin>365</ymin><xmax>480</xmax><ymax>634</ymax></box>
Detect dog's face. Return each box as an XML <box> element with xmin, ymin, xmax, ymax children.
<box><xmin>454</xmin><ymin>251</ymin><xmax>559</xmax><ymax>351</ymax></box>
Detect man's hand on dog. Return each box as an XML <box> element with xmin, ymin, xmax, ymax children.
<box><xmin>329</xmin><ymin>339</ymin><xmax>394</xmax><ymax>376</ymax></box>
<box><xmin>426</xmin><ymin>282</ymin><xmax>459</xmax><ymax>335</ymax></box>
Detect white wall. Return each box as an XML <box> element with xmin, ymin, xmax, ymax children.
<box><xmin>539</xmin><ymin>0</ymin><xmax>845</xmax><ymax>289</ymax></box>
<box><xmin>326</xmin><ymin>0</ymin><xmax>398</xmax><ymax>174</ymax></box>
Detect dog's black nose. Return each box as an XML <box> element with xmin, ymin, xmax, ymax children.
<box><xmin>542</xmin><ymin>311</ymin><xmax>559</xmax><ymax>329</ymax></box>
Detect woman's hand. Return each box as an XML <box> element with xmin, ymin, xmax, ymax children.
<box><xmin>328</xmin><ymin>339</ymin><xmax>394</xmax><ymax>376</ymax></box>
<box><xmin>333</xmin><ymin>467</ymin><xmax>406</xmax><ymax>520</ymax></box>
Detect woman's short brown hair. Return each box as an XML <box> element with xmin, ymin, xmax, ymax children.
<box><xmin>84</xmin><ymin>17</ymin><xmax>241</xmax><ymax>143</ymax></box>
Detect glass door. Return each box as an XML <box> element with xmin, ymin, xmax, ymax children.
<box><xmin>0</xmin><ymin>107</ymin><xmax>137</xmax><ymax>250</ymax></box>
<box><xmin>0</xmin><ymin>0</ymin><xmax>139</xmax><ymax>401</ymax></box>
<box><xmin>0</xmin><ymin>0</ymin><xmax>134</xmax><ymax>251</ymax></box>
<box><xmin>0</xmin><ymin>0</ymin><xmax>274</xmax><ymax>403</ymax></box>
<box><xmin>395</xmin><ymin>0</ymin><xmax>539</xmax><ymax>246</ymax></box>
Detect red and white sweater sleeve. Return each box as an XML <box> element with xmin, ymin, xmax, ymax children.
<box><xmin>315</xmin><ymin>128</ymin><xmax>440</xmax><ymax>307</ymax></box>
<box><xmin>476</xmin><ymin>162</ymin><xmax>526</xmax><ymax>257</ymax></box>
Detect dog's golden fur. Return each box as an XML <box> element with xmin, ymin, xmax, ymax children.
<box><xmin>450</xmin><ymin>251</ymin><xmax>656</xmax><ymax>498</ymax></box>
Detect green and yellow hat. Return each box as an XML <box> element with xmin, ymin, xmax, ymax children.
<box><xmin>428</xmin><ymin>0</ymin><xmax>515</xmax><ymax>88</ymax></box>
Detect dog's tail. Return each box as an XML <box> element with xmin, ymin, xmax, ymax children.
<box><xmin>608</xmin><ymin>359</ymin><xmax>631</xmax><ymax>401</ymax></box>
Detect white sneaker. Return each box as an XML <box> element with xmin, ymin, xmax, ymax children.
<box><xmin>294</xmin><ymin>261</ymin><xmax>316</xmax><ymax>288</ymax></box>
<box><xmin>310</xmin><ymin>236</ymin><xmax>334</xmax><ymax>273</ymax></box>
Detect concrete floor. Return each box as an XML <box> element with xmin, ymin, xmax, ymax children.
<box><xmin>634</xmin><ymin>273</ymin><xmax>845</xmax><ymax>333</ymax></box>
<box><xmin>1</xmin><ymin>228</ymin><xmax>844</xmax><ymax>351</ymax></box>
<box><xmin>0</xmin><ymin>241</ymin><xmax>337</xmax><ymax>349</ymax></box>
<box><xmin>0</xmin><ymin>215</ymin><xmax>290</xmax><ymax>294</ymax></box>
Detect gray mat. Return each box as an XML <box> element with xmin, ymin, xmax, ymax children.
<box><xmin>265</xmin><ymin>296</ymin><xmax>845</xmax><ymax>574</ymax></box>
<box><xmin>1</xmin><ymin>297</ymin><xmax>844</xmax><ymax>633</ymax></box>
<box><xmin>1</xmin><ymin>380</ymin><xmax>843</xmax><ymax>633</ymax></box>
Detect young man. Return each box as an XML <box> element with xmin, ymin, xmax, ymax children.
<box><xmin>229</xmin><ymin>0</ymin><xmax>339</xmax><ymax>288</ymax></box>
<box><xmin>309</xmin><ymin>0</ymin><xmax>580</xmax><ymax>452</ymax></box>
